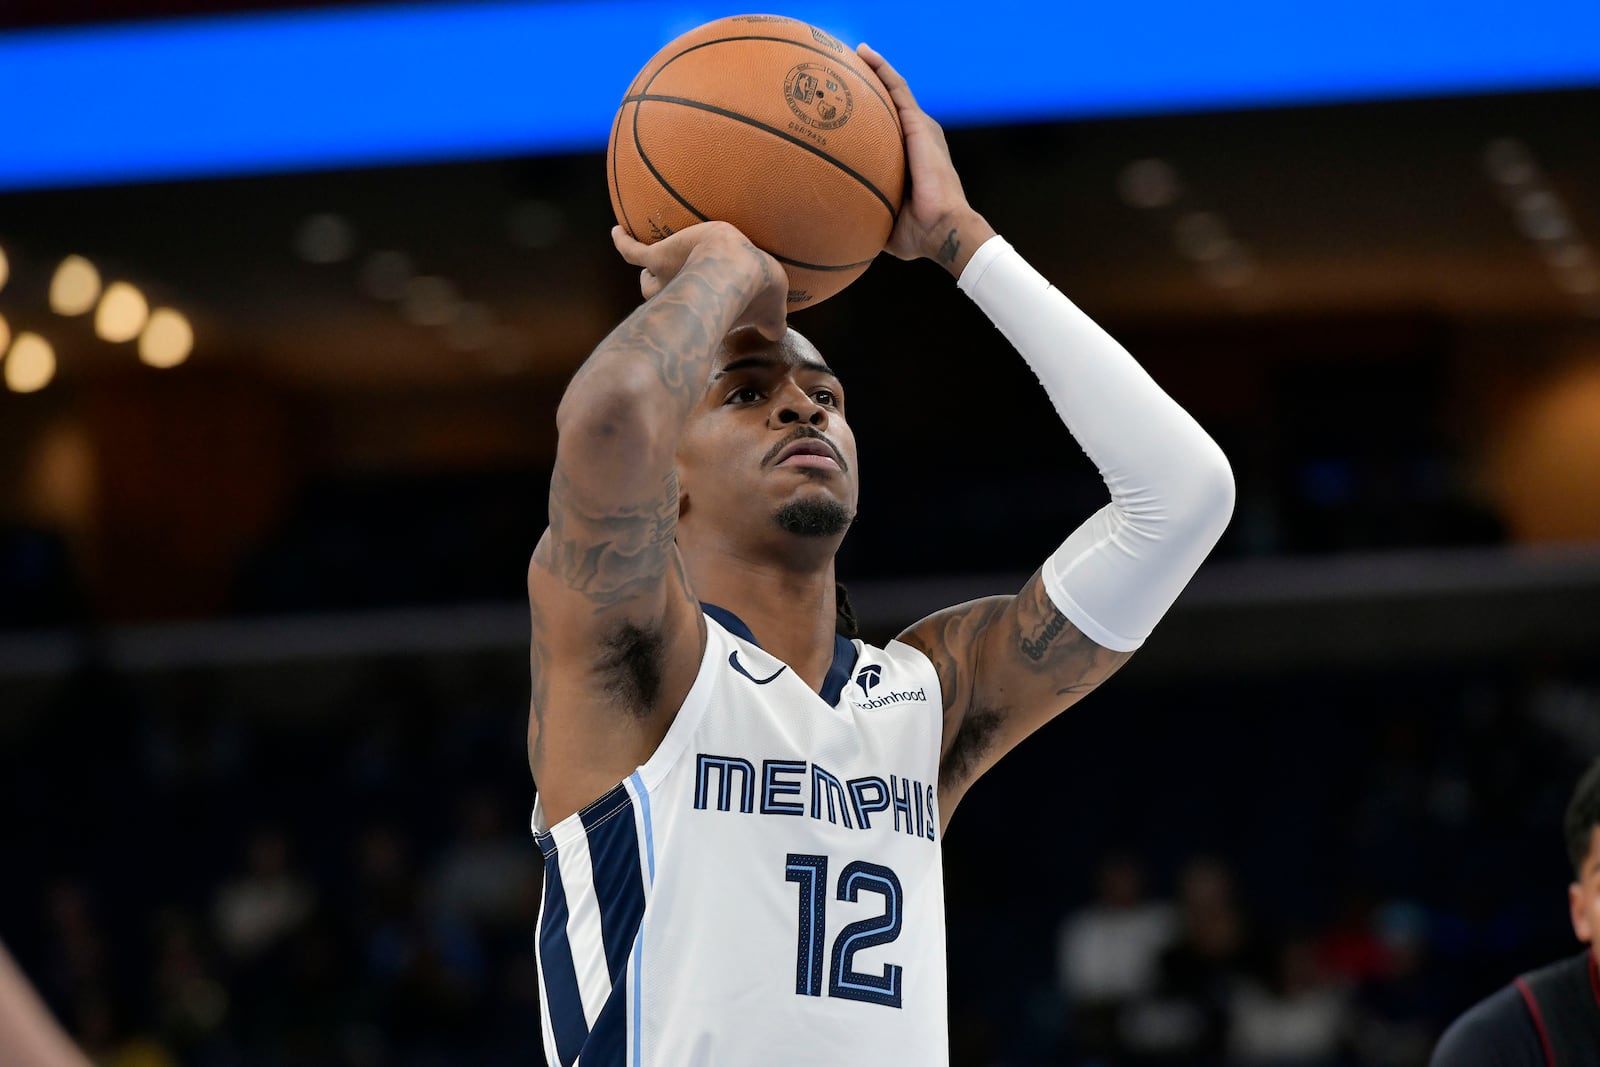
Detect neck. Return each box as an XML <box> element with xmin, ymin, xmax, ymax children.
<box><xmin>683</xmin><ymin>545</ymin><xmax>839</xmax><ymax>690</ymax></box>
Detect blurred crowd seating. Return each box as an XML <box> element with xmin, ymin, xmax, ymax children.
<box><xmin>3</xmin><ymin>649</ymin><xmax>1592</xmax><ymax>1067</ymax></box>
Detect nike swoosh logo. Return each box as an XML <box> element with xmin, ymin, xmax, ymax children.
<box><xmin>729</xmin><ymin>650</ymin><xmax>786</xmax><ymax>685</ymax></box>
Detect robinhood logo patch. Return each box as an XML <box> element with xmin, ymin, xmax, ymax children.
<box><xmin>853</xmin><ymin>665</ymin><xmax>926</xmax><ymax>708</ymax></box>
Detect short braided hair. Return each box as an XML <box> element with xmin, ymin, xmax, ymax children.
<box><xmin>835</xmin><ymin>581</ymin><xmax>860</xmax><ymax>639</ymax></box>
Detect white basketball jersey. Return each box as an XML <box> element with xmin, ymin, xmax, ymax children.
<box><xmin>531</xmin><ymin>605</ymin><xmax>950</xmax><ymax>1066</ymax></box>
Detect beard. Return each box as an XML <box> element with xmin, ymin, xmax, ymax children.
<box><xmin>774</xmin><ymin>497</ymin><xmax>853</xmax><ymax>538</ymax></box>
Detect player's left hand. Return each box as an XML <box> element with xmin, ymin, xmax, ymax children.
<box><xmin>857</xmin><ymin>42</ymin><xmax>992</xmax><ymax>272</ymax></box>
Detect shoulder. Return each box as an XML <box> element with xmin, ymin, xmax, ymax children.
<box><xmin>1520</xmin><ymin>948</ymin><xmax>1595</xmax><ymax>990</ymax></box>
<box><xmin>877</xmin><ymin>636</ymin><xmax>941</xmax><ymax>680</ymax></box>
<box><xmin>1431</xmin><ymin>982</ymin><xmax>1545</xmax><ymax>1067</ymax></box>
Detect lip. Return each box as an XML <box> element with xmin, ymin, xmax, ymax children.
<box><xmin>774</xmin><ymin>438</ymin><xmax>843</xmax><ymax>470</ymax></box>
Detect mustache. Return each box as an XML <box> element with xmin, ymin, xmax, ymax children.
<box><xmin>762</xmin><ymin>427</ymin><xmax>848</xmax><ymax>473</ymax></box>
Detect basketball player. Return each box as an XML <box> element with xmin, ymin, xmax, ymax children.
<box><xmin>1430</xmin><ymin>756</ymin><xmax>1600</xmax><ymax>1065</ymax></box>
<box><xmin>525</xmin><ymin>44</ymin><xmax>1235</xmax><ymax>1065</ymax></box>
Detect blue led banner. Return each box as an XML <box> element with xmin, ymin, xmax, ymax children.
<box><xmin>3</xmin><ymin>0</ymin><xmax>1598</xmax><ymax>190</ymax></box>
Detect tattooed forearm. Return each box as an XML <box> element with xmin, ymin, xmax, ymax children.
<box><xmin>541</xmin><ymin>240</ymin><xmax>765</xmax><ymax>620</ymax></box>
<box><xmin>604</xmin><ymin>272</ymin><xmax>724</xmax><ymax>405</ymax></box>
<box><xmin>565</xmin><ymin>241</ymin><xmax>768</xmax><ymax>424</ymax></box>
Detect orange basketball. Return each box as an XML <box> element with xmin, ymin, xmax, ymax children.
<box><xmin>607</xmin><ymin>14</ymin><xmax>906</xmax><ymax>309</ymax></box>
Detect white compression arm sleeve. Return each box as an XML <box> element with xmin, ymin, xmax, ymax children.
<box><xmin>958</xmin><ymin>236</ymin><xmax>1235</xmax><ymax>652</ymax></box>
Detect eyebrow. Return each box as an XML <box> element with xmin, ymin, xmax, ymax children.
<box><xmin>710</xmin><ymin>356</ymin><xmax>839</xmax><ymax>380</ymax></box>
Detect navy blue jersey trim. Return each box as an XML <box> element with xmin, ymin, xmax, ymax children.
<box><xmin>538</xmin><ymin>859</ymin><xmax>590</xmax><ymax>1066</ymax></box>
<box><xmin>820</xmin><ymin>632</ymin><xmax>860</xmax><ymax>707</ymax></box>
<box><xmin>703</xmin><ymin>602</ymin><xmax>859</xmax><ymax>706</ymax></box>
<box><xmin>534</xmin><ymin>779</ymin><xmax>631</xmax><ymax>858</ymax></box>
<box><xmin>701</xmin><ymin>601</ymin><xmax>758</xmax><ymax>645</ymax></box>
<box><xmin>581</xmin><ymin>790</ymin><xmax>646</xmax><ymax>987</ymax></box>
<box><xmin>583</xmin><ymin>986</ymin><xmax>629</xmax><ymax>1067</ymax></box>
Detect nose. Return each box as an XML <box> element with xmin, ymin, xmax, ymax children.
<box><xmin>772</xmin><ymin>382</ymin><xmax>827</xmax><ymax>427</ymax></box>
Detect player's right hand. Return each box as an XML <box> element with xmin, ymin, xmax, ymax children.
<box><xmin>611</xmin><ymin>222</ymin><xmax>789</xmax><ymax>342</ymax></box>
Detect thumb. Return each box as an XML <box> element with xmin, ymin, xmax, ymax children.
<box><xmin>754</xmin><ymin>304</ymin><xmax>788</xmax><ymax>343</ymax></box>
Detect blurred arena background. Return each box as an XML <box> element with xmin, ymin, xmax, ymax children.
<box><xmin>3</xmin><ymin>2</ymin><xmax>1600</xmax><ymax>1064</ymax></box>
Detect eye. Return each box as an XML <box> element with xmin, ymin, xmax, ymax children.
<box><xmin>726</xmin><ymin>386</ymin><xmax>763</xmax><ymax>405</ymax></box>
<box><xmin>813</xmin><ymin>389</ymin><xmax>837</xmax><ymax>406</ymax></box>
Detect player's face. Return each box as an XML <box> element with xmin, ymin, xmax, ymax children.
<box><xmin>676</xmin><ymin>327</ymin><xmax>859</xmax><ymax>542</ymax></box>
<box><xmin>1570</xmin><ymin>825</ymin><xmax>1600</xmax><ymax>955</ymax></box>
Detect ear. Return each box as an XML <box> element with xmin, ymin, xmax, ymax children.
<box><xmin>1572</xmin><ymin>882</ymin><xmax>1593</xmax><ymax>943</ymax></box>
<box><xmin>671</xmin><ymin>452</ymin><xmax>689</xmax><ymax>507</ymax></box>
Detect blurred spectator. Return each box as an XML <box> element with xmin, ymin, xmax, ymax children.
<box><xmin>41</xmin><ymin>882</ymin><xmax>108</xmax><ymax>1009</ymax></box>
<box><xmin>212</xmin><ymin>828</ymin><xmax>315</xmax><ymax>960</ymax></box>
<box><xmin>1119</xmin><ymin>857</ymin><xmax>1251</xmax><ymax>1065</ymax></box>
<box><xmin>1229</xmin><ymin>936</ymin><xmax>1351</xmax><ymax>1066</ymax></box>
<box><xmin>349</xmin><ymin>822</ymin><xmax>490</xmax><ymax>1060</ymax></box>
<box><xmin>428</xmin><ymin>791</ymin><xmax>538</xmax><ymax>931</ymax></box>
<box><xmin>1352</xmin><ymin>902</ymin><xmax>1443</xmax><ymax>1067</ymax></box>
<box><xmin>148</xmin><ymin>911</ymin><xmax>229</xmax><ymax>1057</ymax></box>
<box><xmin>1058</xmin><ymin>853</ymin><xmax>1178</xmax><ymax>1057</ymax></box>
<box><xmin>1318</xmin><ymin>893</ymin><xmax>1392</xmax><ymax>987</ymax></box>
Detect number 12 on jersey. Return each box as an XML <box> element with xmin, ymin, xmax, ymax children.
<box><xmin>784</xmin><ymin>853</ymin><xmax>904</xmax><ymax>1008</ymax></box>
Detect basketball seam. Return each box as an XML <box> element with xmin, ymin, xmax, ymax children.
<box><xmin>629</xmin><ymin>98</ymin><xmax>882</xmax><ymax>269</ymax></box>
<box><xmin>610</xmin><ymin>103</ymin><xmax>637</xmax><ymax>240</ymax></box>
<box><xmin>637</xmin><ymin>32</ymin><xmax>900</xmax><ymax>219</ymax></box>
<box><xmin>623</xmin><ymin>92</ymin><xmax>898</xmax><ymax>223</ymax></box>
<box><xmin>624</xmin><ymin>111</ymin><xmax>873</xmax><ymax>274</ymax></box>
<box><xmin>642</xmin><ymin>34</ymin><xmax>898</xmax><ymax>127</ymax></box>
<box><xmin>773</xmin><ymin>252</ymin><xmax>876</xmax><ymax>273</ymax></box>
<box><xmin>619</xmin><ymin>110</ymin><xmax>875</xmax><ymax>273</ymax></box>
<box><xmin>631</xmin><ymin>94</ymin><xmax>712</xmax><ymax>232</ymax></box>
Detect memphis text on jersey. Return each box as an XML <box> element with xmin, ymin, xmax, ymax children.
<box><xmin>693</xmin><ymin>754</ymin><xmax>939</xmax><ymax>843</ymax></box>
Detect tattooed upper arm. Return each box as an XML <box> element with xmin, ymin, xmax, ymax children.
<box><xmin>526</xmin><ymin>230</ymin><xmax>779</xmax><ymax>821</ymax></box>
<box><xmin>528</xmin><ymin>251</ymin><xmax>759</xmax><ymax>732</ymax></box>
<box><xmin>898</xmin><ymin>568</ymin><xmax>1134</xmax><ymax>813</ymax></box>
<box><xmin>528</xmin><ymin>441</ymin><xmax>706</xmax><ymax>705</ymax></box>
<box><xmin>524</xmin><ymin>443</ymin><xmax>705</xmax><ymax>818</ymax></box>
<box><xmin>528</xmin><ymin>239</ymin><xmax>768</xmax><ymax>638</ymax></box>
<box><xmin>534</xmin><ymin>466</ymin><xmax>679</xmax><ymax>609</ymax></box>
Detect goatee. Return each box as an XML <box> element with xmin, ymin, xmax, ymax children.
<box><xmin>774</xmin><ymin>498</ymin><xmax>852</xmax><ymax>538</ymax></box>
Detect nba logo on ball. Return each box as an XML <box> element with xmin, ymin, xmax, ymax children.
<box><xmin>785</xmin><ymin>64</ymin><xmax>854</xmax><ymax>130</ymax></box>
